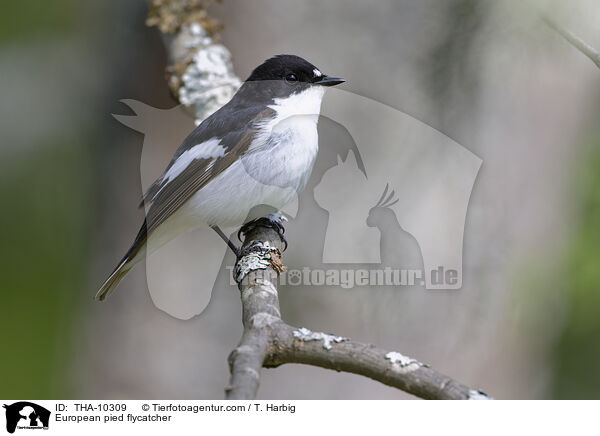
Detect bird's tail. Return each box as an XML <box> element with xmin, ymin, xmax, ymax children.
<box><xmin>95</xmin><ymin>222</ymin><xmax>147</xmax><ymax>301</ymax></box>
<box><xmin>95</xmin><ymin>261</ymin><xmax>133</xmax><ymax>301</ymax></box>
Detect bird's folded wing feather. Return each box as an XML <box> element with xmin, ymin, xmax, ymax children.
<box><xmin>142</xmin><ymin>107</ymin><xmax>275</xmax><ymax>234</ymax></box>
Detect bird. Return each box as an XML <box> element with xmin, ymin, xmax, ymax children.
<box><xmin>96</xmin><ymin>54</ymin><xmax>344</xmax><ymax>301</ymax></box>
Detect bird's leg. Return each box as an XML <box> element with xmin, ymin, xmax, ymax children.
<box><xmin>211</xmin><ymin>225</ymin><xmax>241</xmax><ymax>257</ymax></box>
<box><xmin>238</xmin><ymin>212</ymin><xmax>288</xmax><ymax>251</ymax></box>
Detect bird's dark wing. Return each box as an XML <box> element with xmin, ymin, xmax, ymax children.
<box><xmin>143</xmin><ymin>106</ymin><xmax>276</xmax><ymax>234</ymax></box>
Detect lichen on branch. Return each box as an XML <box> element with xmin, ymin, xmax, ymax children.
<box><xmin>147</xmin><ymin>0</ymin><xmax>223</xmax><ymax>35</ymax></box>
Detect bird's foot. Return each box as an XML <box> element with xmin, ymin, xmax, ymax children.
<box><xmin>210</xmin><ymin>225</ymin><xmax>242</xmax><ymax>257</ymax></box>
<box><xmin>238</xmin><ymin>212</ymin><xmax>288</xmax><ymax>251</ymax></box>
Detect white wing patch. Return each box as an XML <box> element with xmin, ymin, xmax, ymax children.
<box><xmin>162</xmin><ymin>138</ymin><xmax>225</xmax><ymax>184</ymax></box>
<box><xmin>313</xmin><ymin>68</ymin><xmax>322</xmax><ymax>78</ymax></box>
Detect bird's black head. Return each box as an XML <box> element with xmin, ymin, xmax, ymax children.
<box><xmin>247</xmin><ymin>54</ymin><xmax>344</xmax><ymax>86</ymax></box>
<box><xmin>239</xmin><ymin>55</ymin><xmax>344</xmax><ymax>101</ymax></box>
<box><xmin>232</xmin><ymin>54</ymin><xmax>344</xmax><ymax>105</ymax></box>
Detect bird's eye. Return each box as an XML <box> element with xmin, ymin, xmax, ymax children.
<box><xmin>284</xmin><ymin>73</ymin><xmax>298</xmax><ymax>83</ymax></box>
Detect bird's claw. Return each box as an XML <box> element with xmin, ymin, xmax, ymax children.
<box><xmin>238</xmin><ymin>213</ymin><xmax>288</xmax><ymax>251</ymax></box>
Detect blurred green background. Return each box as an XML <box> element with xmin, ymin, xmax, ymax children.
<box><xmin>552</xmin><ymin>133</ymin><xmax>600</xmax><ymax>399</ymax></box>
<box><xmin>0</xmin><ymin>0</ymin><xmax>89</xmax><ymax>398</ymax></box>
<box><xmin>0</xmin><ymin>0</ymin><xmax>172</xmax><ymax>398</ymax></box>
<box><xmin>1</xmin><ymin>0</ymin><xmax>599</xmax><ymax>399</ymax></box>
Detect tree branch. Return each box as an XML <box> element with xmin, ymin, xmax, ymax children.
<box><xmin>226</xmin><ymin>218</ymin><xmax>492</xmax><ymax>400</ymax></box>
<box><xmin>225</xmin><ymin>224</ymin><xmax>284</xmax><ymax>399</ymax></box>
<box><xmin>543</xmin><ymin>15</ymin><xmax>600</xmax><ymax>70</ymax></box>
<box><xmin>147</xmin><ymin>0</ymin><xmax>241</xmax><ymax>122</ymax></box>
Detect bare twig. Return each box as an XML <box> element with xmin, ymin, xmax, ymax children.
<box><xmin>266</xmin><ymin>326</ymin><xmax>482</xmax><ymax>400</ymax></box>
<box><xmin>543</xmin><ymin>15</ymin><xmax>600</xmax><ymax>69</ymax></box>
<box><xmin>226</xmin><ymin>219</ymin><xmax>492</xmax><ymax>400</ymax></box>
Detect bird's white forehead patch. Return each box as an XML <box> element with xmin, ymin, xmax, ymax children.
<box><xmin>162</xmin><ymin>138</ymin><xmax>225</xmax><ymax>184</ymax></box>
<box><xmin>313</xmin><ymin>68</ymin><xmax>322</xmax><ymax>77</ymax></box>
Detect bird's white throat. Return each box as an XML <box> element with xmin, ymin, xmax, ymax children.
<box><xmin>269</xmin><ymin>85</ymin><xmax>326</xmax><ymax>119</ymax></box>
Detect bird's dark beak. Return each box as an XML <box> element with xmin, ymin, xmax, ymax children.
<box><xmin>315</xmin><ymin>75</ymin><xmax>345</xmax><ymax>87</ymax></box>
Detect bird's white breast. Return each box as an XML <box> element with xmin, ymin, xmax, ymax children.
<box><xmin>250</xmin><ymin>85</ymin><xmax>326</xmax><ymax>189</ymax></box>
